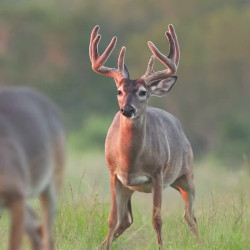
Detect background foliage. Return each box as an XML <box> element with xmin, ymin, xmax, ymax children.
<box><xmin>0</xmin><ymin>1</ymin><xmax>250</xmax><ymax>249</ymax></box>
<box><xmin>0</xmin><ymin>0</ymin><xmax>249</xmax><ymax>164</ymax></box>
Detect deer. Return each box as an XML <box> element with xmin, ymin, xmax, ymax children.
<box><xmin>0</xmin><ymin>87</ymin><xmax>65</xmax><ymax>250</ymax></box>
<box><xmin>89</xmin><ymin>24</ymin><xmax>198</xmax><ymax>249</ymax></box>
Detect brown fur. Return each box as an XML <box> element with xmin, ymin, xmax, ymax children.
<box><xmin>90</xmin><ymin>24</ymin><xmax>198</xmax><ymax>249</ymax></box>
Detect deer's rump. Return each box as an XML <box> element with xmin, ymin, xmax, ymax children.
<box><xmin>0</xmin><ymin>87</ymin><xmax>65</xmax><ymax>200</ymax></box>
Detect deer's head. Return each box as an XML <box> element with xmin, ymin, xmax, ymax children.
<box><xmin>89</xmin><ymin>25</ymin><xmax>179</xmax><ymax>119</ymax></box>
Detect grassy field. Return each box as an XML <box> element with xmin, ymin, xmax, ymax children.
<box><xmin>0</xmin><ymin>152</ymin><xmax>249</xmax><ymax>249</ymax></box>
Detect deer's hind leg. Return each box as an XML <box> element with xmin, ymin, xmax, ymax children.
<box><xmin>25</xmin><ymin>205</ymin><xmax>43</xmax><ymax>250</ymax></box>
<box><xmin>40</xmin><ymin>183</ymin><xmax>58</xmax><ymax>250</ymax></box>
<box><xmin>152</xmin><ymin>170</ymin><xmax>163</xmax><ymax>250</ymax></box>
<box><xmin>40</xmin><ymin>136</ymin><xmax>65</xmax><ymax>250</ymax></box>
<box><xmin>8</xmin><ymin>196</ymin><xmax>25</xmax><ymax>250</ymax></box>
<box><xmin>171</xmin><ymin>173</ymin><xmax>198</xmax><ymax>237</ymax></box>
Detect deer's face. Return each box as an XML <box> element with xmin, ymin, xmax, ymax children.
<box><xmin>117</xmin><ymin>79</ymin><xmax>149</xmax><ymax>119</ymax></box>
<box><xmin>90</xmin><ymin>25</ymin><xmax>179</xmax><ymax>119</ymax></box>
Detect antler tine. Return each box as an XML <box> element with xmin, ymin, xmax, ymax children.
<box><xmin>89</xmin><ymin>25</ymin><xmax>127</xmax><ymax>83</ymax></box>
<box><xmin>141</xmin><ymin>24</ymin><xmax>180</xmax><ymax>84</ymax></box>
<box><xmin>97</xmin><ymin>36</ymin><xmax>117</xmax><ymax>68</ymax></box>
<box><xmin>118</xmin><ymin>46</ymin><xmax>126</xmax><ymax>73</ymax></box>
<box><xmin>145</xmin><ymin>55</ymin><xmax>155</xmax><ymax>76</ymax></box>
<box><xmin>166</xmin><ymin>31</ymin><xmax>175</xmax><ymax>61</ymax></box>
<box><xmin>169</xmin><ymin>24</ymin><xmax>180</xmax><ymax>67</ymax></box>
<box><xmin>89</xmin><ymin>25</ymin><xmax>100</xmax><ymax>61</ymax></box>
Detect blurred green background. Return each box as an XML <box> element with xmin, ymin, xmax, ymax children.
<box><xmin>0</xmin><ymin>0</ymin><xmax>249</xmax><ymax>165</ymax></box>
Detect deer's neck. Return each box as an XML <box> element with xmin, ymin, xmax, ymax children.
<box><xmin>118</xmin><ymin>113</ymin><xmax>146</xmax><ymax>163</ymax></box>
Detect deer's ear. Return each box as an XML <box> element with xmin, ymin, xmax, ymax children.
<box><xmin>149</xmin><ymin>76</ymin><xmax>177</xmax><ymax>97</ymax></box>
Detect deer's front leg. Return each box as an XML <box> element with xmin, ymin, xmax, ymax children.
<box><xmin>152</xmin><ymin>170</ymin><xmax>163</xmax><ymax>250</ymax></box>
<box><xmin>101</xmin><ymin>174</ymin><xmax>118</xmax><ymax>250</ymax></box>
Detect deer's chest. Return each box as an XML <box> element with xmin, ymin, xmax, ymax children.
<box><xmin>106</xmin><ymin>150</ymin><xmax>157</xmax><ymax>193</ymax></box>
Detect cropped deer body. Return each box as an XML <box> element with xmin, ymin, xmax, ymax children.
<box><xmin>89</xmin><ymin>25</ymin><xmax>198</xmax><ymax>249</ymax></box>
<box><xmin>0</xmin><ymin>87</ymin><xmax>65</xmax><ymax>250</ymax></box>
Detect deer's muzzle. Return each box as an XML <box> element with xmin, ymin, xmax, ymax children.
<box><xmin>120</xmin><ymin>105</ymin><xmax>136</xmax><ymax>118</ymax></box>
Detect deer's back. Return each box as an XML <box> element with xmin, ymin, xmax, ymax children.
<box><xmin>0</xmin><ymin>87</ymin><xmax>65</xmax><ymax>203</ymax></box>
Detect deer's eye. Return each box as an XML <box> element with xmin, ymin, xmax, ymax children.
<box><xmin>117</xmin><ymin>90</ymin><xmax>123</xmax><ymax>96</ymax></box>
<box><xmin>139</xmin><ymin>90</ymin><xmax>147</xmax><ymax>97</ymax></box>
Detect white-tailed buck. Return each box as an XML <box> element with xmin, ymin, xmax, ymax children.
<box><xmin>89</xmin><ymin>24</ymin><xmax>198</xmax><ymax>249</ymax></box>
<box><xmin>0</xmin><ymin>87</ymin><xmax>65</xmax><ymax>250</ymax></box>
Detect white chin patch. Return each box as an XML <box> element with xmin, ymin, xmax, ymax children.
<box><xmin>130</xmin><ymin>113</ymin><xmax>136</xmax><ymax>119</ymax></box>
<box><xmin>130</xmin><ymin>112</ymin><xmax>140</xmax><ymax>119</ymax></box>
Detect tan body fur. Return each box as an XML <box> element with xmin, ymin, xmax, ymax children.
<box><xmin>0</xmin><ymin>87</ymin><xmax>65</xmax><ymax>250</ymax></box>
<box><xmin>106</xmin><ymin>107</ymin><xmax>193</xmax><ymax>192</ymax></box>
<box><xmin>89</xmin><ymin>24</ymin><xmax>198</xmax><ymax>249</ymax></box>
<box><xmin>103</xmin><ymin>100</ymin><xmax>198</xmax><ymax>249</ymax></box>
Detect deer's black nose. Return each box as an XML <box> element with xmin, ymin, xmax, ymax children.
<box><xmin>121</xmin><ymin>105</ymin><xmax>135</xmax><ymax>118</ymax></box>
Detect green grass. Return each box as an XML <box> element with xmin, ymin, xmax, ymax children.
<box><xmin>0</xmin><ymin>153</ymin><xmax>249</xmax><ymax>249</ymax></box>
